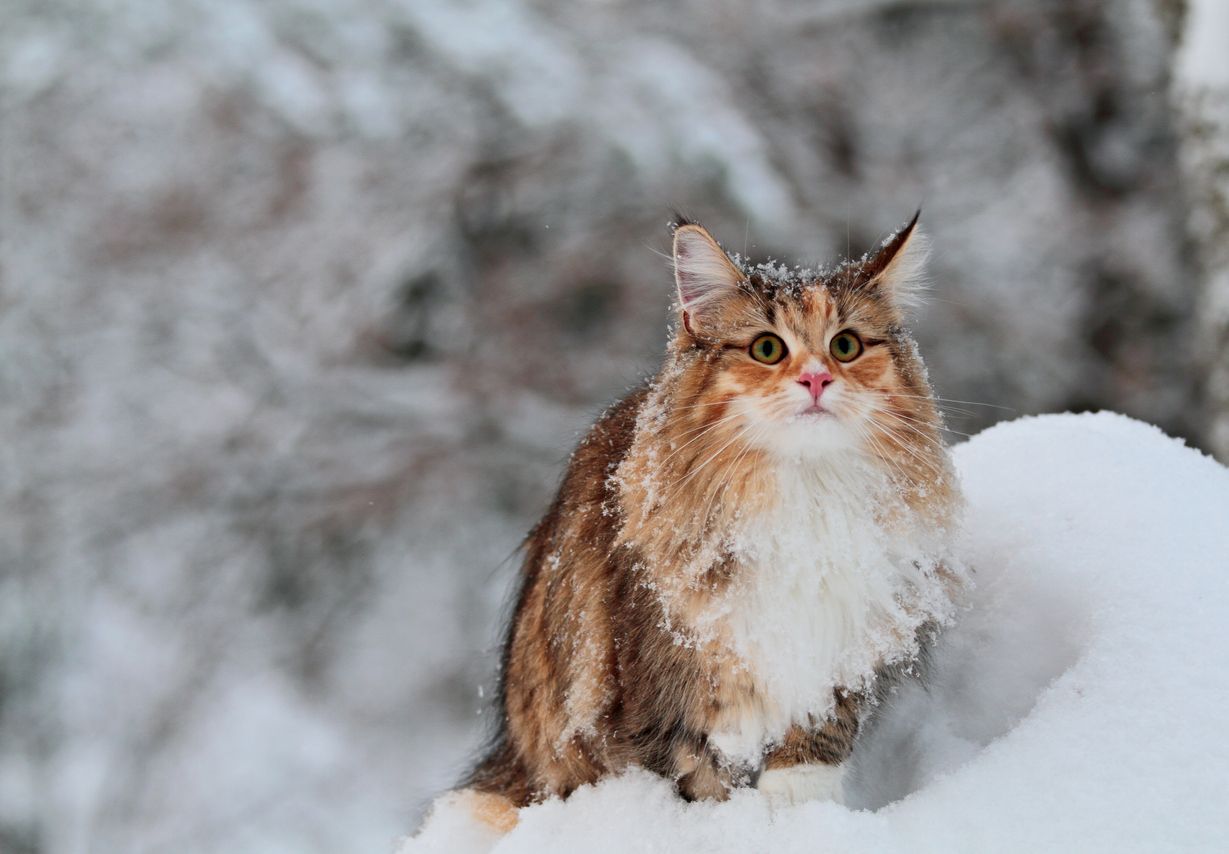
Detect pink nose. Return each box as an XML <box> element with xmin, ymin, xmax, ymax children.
<box><xmin>797</xmin><ymin>370</ymin><xmax>834</xmax><ymax>401</ymax></box>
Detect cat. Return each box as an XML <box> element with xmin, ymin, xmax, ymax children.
<box><xmin>456</xmin><ymin>213</ymin><xmax>965</xmax><ymax>831</ymax></box>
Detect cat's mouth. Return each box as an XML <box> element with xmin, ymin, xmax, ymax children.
<box><xmin>795</xmin><ymin>404</ymin><xmax>833</xmax><ymax>419</ymax></box>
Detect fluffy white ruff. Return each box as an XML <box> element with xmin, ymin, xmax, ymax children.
<box><xmin>758</xmin><ymin>763</ymin><xmax>846</xmax><ymax>806</ymax></box>
<box><xmin>701</xmin><ymin>458</ymin><xmax>953</xmax><ymax>766</ymax></box>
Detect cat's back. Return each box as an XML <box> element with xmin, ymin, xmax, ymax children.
<box><xmin>488</xmin><ymin>384</ymin><xmax>649</xmax><ymax>797</ymax></box>
<box><xmin>504</xmin><ymin>382</ymin><xmax>650</xmax><ymax>671</ymax></box>
<box><xmin>525</xmin><ymin>383</ymin><xmax>649</xmax><ymax>552</ymax></box>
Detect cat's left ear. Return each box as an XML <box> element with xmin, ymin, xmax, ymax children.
<box><xmin>861</xmin><ymin>211</ymin><xmax>930</xmax><ymax>312</ymax></box>
<box><xmin>673</xmin><ymin>223</ymin><xmax>744</xmax><ymax>336</ymax></box>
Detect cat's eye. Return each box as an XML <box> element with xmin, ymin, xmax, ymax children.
<box><xmin>749</xmin><ymin>333</ymin><xmax>787</xmax><ymax>365</ymax></box>
<box><xmin>830</xmin><ymin>331</ymin><xmax>863</xmax><ymax>363</ymax></box>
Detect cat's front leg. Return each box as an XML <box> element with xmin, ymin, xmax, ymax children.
<box><xmin>756</xmin><ymin>761</ymin><xmax>846</xmax><ymax>806</ymax></box>
<box><xmin>758</xmin><ymin>693</ymin><xmax>860</xmax><ymax>806</ymax></box>
<box><xmin>673</xmin><ymin>737</ymin><xmax>754</xmax><ymax>802</ymax></box>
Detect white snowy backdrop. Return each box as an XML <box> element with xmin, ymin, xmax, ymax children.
<box><xmin>1</xmin><ymin>1</ymin><xmax>1227</xmax><ymax>852</ymax></box>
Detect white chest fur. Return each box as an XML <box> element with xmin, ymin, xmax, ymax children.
<box><xmin>699</xmin><ymin>461</ymin><xmax>953</xmax><ymax>766</ymax></box>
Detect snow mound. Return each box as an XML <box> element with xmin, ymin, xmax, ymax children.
<box><xmin>401</xmin><ymin>413</ymin><xmax>1229</xmax><ymax>853</ymax></box>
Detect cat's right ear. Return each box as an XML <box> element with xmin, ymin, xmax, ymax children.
<box><xmin>673</xmin><ymin>224</ymin><xmax>743</xmax><ymax>336</ymax></box>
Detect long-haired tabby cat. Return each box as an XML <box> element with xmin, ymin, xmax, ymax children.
<box><xmin>457</xmin><ymin>213</ymin><xmax>965</xmax><ymax>831</ymax></box>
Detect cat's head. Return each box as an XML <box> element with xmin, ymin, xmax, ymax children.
<box><xmin>668</xmin><ymin>214</ymin><xmax>938</xmax><ymax>462</ymax></box>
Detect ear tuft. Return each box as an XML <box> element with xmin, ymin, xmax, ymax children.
<box><xmin>672</xmin><ymin>224</ymin><xmax>744</xmax><ymax>329</ymax></box>
<box><xmin>670</xmin><ymin>208</ymin><xmax>696</xmax><ymax>229</ymax></box>
<box><xmin>862</xmin><ymin>211</ymin><xmax>930</xmax><ymax>312</ymax></box>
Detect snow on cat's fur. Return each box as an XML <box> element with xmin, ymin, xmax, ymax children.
<box><xmin>704</xmin><ymin>457</ymin><xmax>955</xmax><ymax>768</ymax></box>
<box><xmin>452</xmin><ymin>213</ymin><xmax>965</xmax><ymax>831</ymax></box>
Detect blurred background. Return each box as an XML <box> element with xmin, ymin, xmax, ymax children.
<box><xmin>2</xmin><ymin>0</ymin><xmax>1227</xmax><ymax>851</ymax></box>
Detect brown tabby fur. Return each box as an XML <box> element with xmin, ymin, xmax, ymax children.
<box><xmin>461</xmin><ymin>213</ymin><xmax>961</xmax><ymax>823</ymax></box>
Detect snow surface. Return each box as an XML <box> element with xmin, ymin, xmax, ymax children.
<box><xmin>403</xmin><ymin>412</ymin><xmax>1229</xmax><ymax>853</ymax></box>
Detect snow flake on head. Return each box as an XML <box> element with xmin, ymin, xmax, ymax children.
<box><xmin>730</xmin><ymin>253</ymin><xmax>831</xmax><ymax>300</ymax></box>
<box><xmin>751</xmin><ymin>259</ymin><xmax>795</xmax><ymax>284</ymax></box>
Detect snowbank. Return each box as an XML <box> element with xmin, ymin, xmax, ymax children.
<box><xmin>402</xmin><ymin>413</ymin><xmax>1229</xmax><ymax>853</ymax></box>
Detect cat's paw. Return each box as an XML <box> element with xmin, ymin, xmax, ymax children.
<box><xmin>757</xmin><ymin>763</ymin><xmax>845</xmax><ymax>807</ymax></box>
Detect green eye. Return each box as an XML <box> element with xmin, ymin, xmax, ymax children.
<box><xmin>830</xmin><ymin>331</ymin><xmax>863</xmax><ymax>363</ymax></box>
<box><xmin>750</xmin><ymin>333</ymin><xmax>787</xmax><ymax>365</ymax></box>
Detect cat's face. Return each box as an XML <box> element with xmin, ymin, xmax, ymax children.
<box><xmin>671</xmin><ymin>217</ymin><xmax>936</xmax><ymax>462</ymax></box>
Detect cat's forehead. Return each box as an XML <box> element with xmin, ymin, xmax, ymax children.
<box><xmin>743</xmin><ymin>262</ymin><xmax>871</xmax><ymax>323</ymax></box>
<box><xmin>744</xmin><ymin>252</ymin><xmax>864</xmax><ymax>291</ymax></box>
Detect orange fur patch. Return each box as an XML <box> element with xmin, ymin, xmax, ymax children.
<box><xmin>460</xmin><ymin>789</ymin><xmax>520</xmax><ymax>834</ymax></box>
